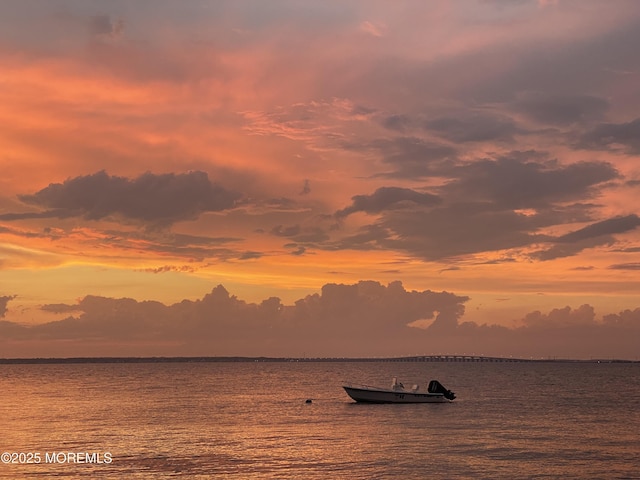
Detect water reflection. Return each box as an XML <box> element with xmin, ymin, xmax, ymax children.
<box><xmin>1</xmin><ymin>361</ymin><xmax>638</xmax><ymax>479</ymax></box>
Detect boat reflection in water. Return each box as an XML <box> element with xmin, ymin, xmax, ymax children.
<box><xmin>343</xmin><ymin>377</ymin><xmax>456</xmax><ymax>404</ymax></box>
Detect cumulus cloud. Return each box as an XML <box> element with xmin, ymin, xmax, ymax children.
<box><xmin>521</xmin><ymin>304</ymin><xmax>596</xmax><ymax>329</ymax></box>
<box><xmin>1</xmin><ymin>284</ymin><xmax>638</xmax><ymax>359</ymax></box>
<box><xmin>450</xmin><ymin>304</ymin><xmax>640</xmax><ymax>359</ymax></box>
<box><xmin>12</xmin><ymin>171</ymin><xmax>240</xmax><ymax>226</ymax></box>
<box><xmin>602</xmin><ymin>308</ymin><xmax>640</xmax><ymax>328</ymax></box>
<box><xmin>505</xmin><ymin>305</ymin><xmax>640</xmax><ymax>358</ymax></box>
<box><xmin>0</xmin><ymin>281</ymin><xmax>469</xmax><ymax>356</ymax></box>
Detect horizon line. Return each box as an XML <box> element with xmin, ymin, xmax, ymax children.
<box><xmin>1</xmin><ymin>355</ymin><xmax>638</xmax><ymax>364</ymax></box>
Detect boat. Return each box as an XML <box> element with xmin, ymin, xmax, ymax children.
<box><xmin>343</xmin><ymin>377</ymin><xmax>456</xmax><ymax>403</ymax></box>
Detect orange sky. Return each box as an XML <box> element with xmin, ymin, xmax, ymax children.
<box><xmin>1</xmin><ymin>1</ymin><xmax>639</xmax><ymax>359</ymax></box>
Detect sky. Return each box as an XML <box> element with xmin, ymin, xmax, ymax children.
<box><xmin>1</xmin><ymin>0</ymin><xmax>639</xmax><ymax>359</ymax></box>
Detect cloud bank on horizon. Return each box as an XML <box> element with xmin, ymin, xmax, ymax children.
<box><xmin>1</xmin><ymin>281</ymin><xmax>638</xmax><ymax>359</ymax></box>
<box><xmin>1</xmin><ymin>0</ymin><xmax>640</xmax><ymax>358</ymax></box>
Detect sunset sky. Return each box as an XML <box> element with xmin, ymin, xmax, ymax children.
<box><xmin>1</xmin><ymin>0</ymin><xmax>639</xmax><ymax>359</ymax></box>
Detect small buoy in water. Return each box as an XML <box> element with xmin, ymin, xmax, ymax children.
<box><xmin>305</xmin><ymin>399</ymin><xmax>313</xmax><ymax>404</ymax></box>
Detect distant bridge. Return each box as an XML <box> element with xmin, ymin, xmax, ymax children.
<box><xmin>2</xmin><ymin>355</ymin><xmax>633</xmax><ymax>364</ymax></box>
<box><xmin>349</xmin><ymin>355</ymin><xmax>534</xmax><ymax>363</ymax></box>
<box><xmin>292</xmin><ymin>355</ymin><xmax>537</xmax><ymax>363</ymax></box>
<box><xmin>308</xmin><ymin>355</ymin><xmax>631</xmax><ymax>363</ymax></box>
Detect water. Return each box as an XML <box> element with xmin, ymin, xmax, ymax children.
<box><xmin>1</xmin><ymin>361</ymin><xmax>638</xmax><ymax>479</ymax></box>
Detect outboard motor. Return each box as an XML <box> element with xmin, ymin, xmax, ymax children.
<box><xmin>428</xmin><ymin>380</ymin><xmax>456</xmax><ymax>400</ymax></box>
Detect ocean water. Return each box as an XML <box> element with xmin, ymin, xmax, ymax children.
<box><xmin>1</xmin><ymin>360</ymin><xmax>638</xmax><ymax>479</ymax></box>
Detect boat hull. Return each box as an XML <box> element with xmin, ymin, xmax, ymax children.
<box><xmin>343</xmin><ymin>385</ymin><xmax>450</xmax><ymax>404</ymax></box>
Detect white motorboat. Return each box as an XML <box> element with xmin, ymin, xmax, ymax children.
<box><xmin>343</xmin><ymin>377</ymin><xmax>455</xmax><ymax>403</ymax></box>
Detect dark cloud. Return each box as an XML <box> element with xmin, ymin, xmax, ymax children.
<box><xmin>0</xmin><ymin>295</ymin><xmax>16</xmax><ymax>318</ymax></box>
<box><xmin>330</xmin><ymin>154</ymin><xmax>623</xmax><ymax>261</ymax></box>
<box><xmin>0</xmin><ymin>224</ymin><xmax>238</xmax><ymax>266</ymax></box>
<box><xmin>40</xmin><ymin>303</ymin><xmax>83</xmax><ymax>314</ymax></box>
<box><xmin>532</xmin><ymin>215</ymin><xmax>640</xmax><ymax>261</ymax></box>
<box><xmin>440</xmin><ymin>154</ymin><xmax>619</xmax><ymax>210</ymax></box>
<box><xmin>514</xmin><ymin>93</ymin><xmax>609</xmax><ymax>125</ymax></box>
<box><xmin>476</xmin><ymin>258</ymin><xmax>517</xmax><ymax>265</ymax></box>
<box><xmin>272</xmin><ymin>225</ymin><xmax>329</xmax><ymax>247</ymax></box>
<box><xmin>167</xmin><ymin>232</ymin><xmax>241</xmax><ymax>246</ymax></box>
<box><xmin>381</xmin><ymin>114</ymin><xmax>411</xmax><ymax>132</ymax></box>
<box><xmin>336</xmin><ymin>187</ymin><xmax>441</xmax><ymax>218</ymax></box>
<box><xmin>618</xmin><ymin>247</ymin><xmax>640</xmax><ymax>253</ymax></box>
<box><xmin>556</xmin><ymin>215</ymin><xmax>640</xmax><ymax>243</ymax></box>
<box><xmin>0</xmin><ymin>224</ymin><xmax>62</xmax><ymax>240</ymax></box>
<box><xmin>532</xmin><ymin>236</ymin><xmax>615</xmax><ymax>262</ymax></box>
<box><xmin>271</xmin><ymin>224</ymin><xmax>301</xmax><ymax>237</ymax></box>
<box><xmin>369</xmin><ymin>203</ymin><xmax>547</xmax><ymax>260</ymax></box>
<box><xmin>577</xmin><ymin>118</ymin><xmax>640</xmax><ymax>154</ymax></box>
<box><xmin>349</xmin><ymin>104</ymin><xmax>377</xmax><ymax>117</ymax></box>
<box><xmin>377</xmin><ymin>208</ymin><xmax>635</xmax><ymax>263</ymax></box>
<box><xmin>452</xmin><ymin>17</ymin><xmax>640</xmax><ymax>106</ymax></box>
<box><xmin>70</xmin><ymin>229</ymin><xmax>243</xmax><ymax>262</ymax></box>
<box><xmin>300</xmin><ymin>179</ymin><xmax>311</xmax><ymax>195</ymax></box>
<box><xmin>238</xmin><ymin>251</ymin><xmax>262</xmax><ymax>260</ymax></box>
<box><xmin>353</xmin><ymin>137</ymin><xmax>457</xmax><ymax>179</ymax></box>
<box><xmin>0</xmin><ymin>209</ymin><xmax>76</xmax><ymax>221</ymax></box>
<box><xmin>88</xmin><ymin>15</ymin><xmax>124</xmax><ymax>38</ymax></box>
<box><xmin>331</xmin><ymin>224</ymin><xmax>391</xmax><ymax>252</ymax></box>
<box><xmin>608</xmin><ymin>263</ymin><xmax>640</xmax><ymax>270</ymax></box>
<box><xmin>425</xmin><ymin>112</ymin><xmax>519</xmax><ymax>143</ymax></box>
<box><xmin>14</xmin><ymin>171</ymin><xmax>240</xmax><ymax>226</ymax></box>
<box><xmin>289</xmin><ymin>246</ymin><xmax>306</xmax><ymax>256</ymax></box>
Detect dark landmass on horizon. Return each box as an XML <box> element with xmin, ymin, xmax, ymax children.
<box><xmin>0</xmin><ymin>356</ymin><xmax>637</xmax><ymax>364</ymax></box>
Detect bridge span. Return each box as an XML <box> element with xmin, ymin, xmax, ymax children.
<box><xmin>379</xmin><ymin>355</ymin><xmax>532</xmax><ymax>363</ymax></box>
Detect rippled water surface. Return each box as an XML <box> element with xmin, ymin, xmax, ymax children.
<box><xmin>1</xmin><ymin>361</ymin><xmax>639</xmax><ymax>478</ymax></box>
